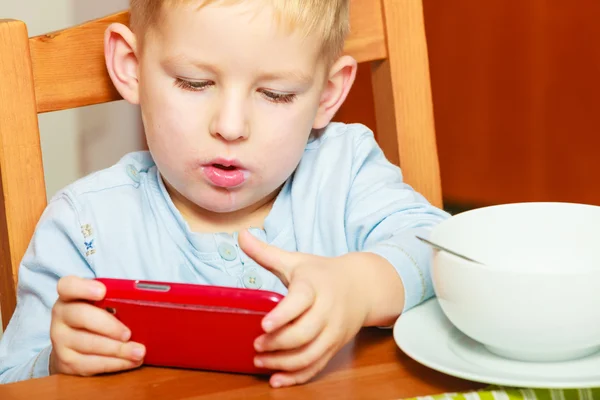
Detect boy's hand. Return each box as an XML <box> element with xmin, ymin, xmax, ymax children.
<box><xmin>49</xmin><ymin>276</ymin><xmax>146</xmax><ymax>376</ymax></box>
<box><xmin>238</xmin><ymin>230</ymin><xmax>371</xmax><ymax>388</ymax></box>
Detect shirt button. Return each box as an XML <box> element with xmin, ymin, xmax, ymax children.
<box><xmin>126</xmin><ymin>164</ymin><xmax>140</xmax><ymax>183</ymax></box>
<box><xmin>243</xmin><ymin>271</ymin><xmax>263</xmax><ymax>289</ymax></box>
<box><xmin>218</xmin><ymin>243</ymin><xmax>237</xmax><ymax>261</ymax></box>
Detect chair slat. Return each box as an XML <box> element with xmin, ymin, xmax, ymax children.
<box><xmin>371</xmin><ymin>0</ymin><xmax>442</xmax><ymax>207</ymax></box>
<box><xmin>30</xmin><ymin>12</ymin><xmax>129</xmax><ymax>113</ymax></box>
<box><xmin>0</xmin><ymin>20</ymin><xmax>47</xmax><ymax>329</ymax></box>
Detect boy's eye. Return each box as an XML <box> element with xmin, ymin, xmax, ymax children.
<box><xmin>259</xmin><ymin>89</ymin><xmax>297</xmax><ymax>104</ymax></box>
<box><xmin>174</xmin><ymin>79</ymin><xmax>296</xmax><ymax>104</ymax></box>
<box><xmin>175</xmin><ymin>78</ymin><xmax>213</xmax><ymax>92</ymax></box>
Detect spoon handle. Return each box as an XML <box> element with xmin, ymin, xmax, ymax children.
<box><xmin>415</xmin><ymin>236</ymin><xmax>484</xmax><ymax>265</ymax></box>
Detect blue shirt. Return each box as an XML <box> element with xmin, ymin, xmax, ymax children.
<box><xmin>0</xmin><ymin>122</ymin><xmax>449</xmax><ymax>383</ymax></box>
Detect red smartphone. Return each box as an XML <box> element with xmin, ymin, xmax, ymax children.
<box><xmin>93</xmin><ymin>278</ymin><xmax>284</xmax><ymax>375</ymax></box>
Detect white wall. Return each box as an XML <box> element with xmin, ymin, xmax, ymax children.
<box><xmin>0</xmin><ymin>1</ymin><xmax>144</xmax><ymax>334</ymax></box>
<box><xmin>73</xmin><ymin>1</ymin><xmax>144</xmax><ymax>187</ymax></box>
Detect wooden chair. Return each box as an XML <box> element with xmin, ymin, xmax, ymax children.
<box><xmin>0</xmin><ymin>0</ymin><xmax>442</xmax><ymax>329</ymax></box>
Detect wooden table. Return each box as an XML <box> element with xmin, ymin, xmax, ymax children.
<box><xmin>0</xmin><ymin>329</ymin><xmax>483</xmax><ymax>399</ymax></box>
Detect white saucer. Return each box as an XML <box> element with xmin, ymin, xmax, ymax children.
<box><xmin>393</xmin><ymin>298</ymin><xmax>600</xmax><ymax>388</ymax></box>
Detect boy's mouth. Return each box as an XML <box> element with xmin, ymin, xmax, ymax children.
<box><xmin>213</xmin><ymin>163</ymin><xmax>238</xmax><ymax>171</ymax></box>
<box><xmin>202</xmin><ymin>158</ymin><xmax>248</xmax><ymax>188</ymax></box>
<box><xmin>207</xmin><ymin>158</ymin><xmax>244</xmax><ymax>170</ymax></box>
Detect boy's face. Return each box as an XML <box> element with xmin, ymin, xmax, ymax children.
<box><xmin>107</xmin><ymin>1</ymin><xmax>356</xmax><ymax>215</ymax></box>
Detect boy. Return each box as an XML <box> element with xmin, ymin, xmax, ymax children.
<box><xmin>0</xmin><ymin>0</ymin><xmax>448</xmax><ymax>388</ymax></box>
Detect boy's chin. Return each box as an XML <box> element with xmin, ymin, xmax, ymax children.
<box><xmin>194</xmin><ymin>191</ymin><xmax>255</xmax><ymax>214</ymax></box>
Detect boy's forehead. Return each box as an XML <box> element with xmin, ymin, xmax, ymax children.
<box><xmin>134</xmin><ymin>0</ymin><xmax>348</xmax><ymax>66</ymax></box>
<box><xmin>149</xmin><ymin>1</ymin><xmax>325</xmax><ymax>68</ymax></box>
<box><xmin>162</xmin><ymin>0</ymin><xmax>317</xmax><ymax>36</ymax></box>
<box><xmin>156</xmin><ymin>1</ymin><xmax>323</xmax><ymax>48</ymax></box>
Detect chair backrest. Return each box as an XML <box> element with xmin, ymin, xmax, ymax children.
<box><xmin>0</xmin><ymin>0</ymin><xmax>442</xmax><ymax>329</ymax></box>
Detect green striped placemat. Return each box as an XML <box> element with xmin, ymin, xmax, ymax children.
<box><xmin>404</xmin><ymin>387</ymin><xmax>600</xmax><ymax>399</ymax></box>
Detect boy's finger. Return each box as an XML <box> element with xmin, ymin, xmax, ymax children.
<box><xmin>62</xmin><ymin>303</ymin><xmax>131</xmax><ymax>342</ymax></box>
<box><xmin>57</xmin><ymin>276</ymin><xmax>105</xmax><ymax>302</ymax></box>
<box><xmin>69</xmin><ymin>330</ymin><xmax>145</xmax><ymax>361</ymax></box>
<box><xmin>254</xmin><ymin>328</ymin><xmax>333</xmax><ymax>372</ymax></box>
<box><xmin>261</xmin><ymin>280</ymin><xmax>315</xmax><ymax>333</ymax></box>
<box><xmin>255</xmin><ymin>303</ymin><xmax>326</xmax><ymax>352</ymax></box>
<box><xmin>268</xmin><ymin>348</ymin><xmax>335</xmax><ymax>388</ymax></box>
<box><xmin>238</xmin><ymin>230</ymin><xmax>293</xmax><ymax>286</ymax></box>
<box><xmin>71</xmin><ymin>354</ymin><xmax>143</xmax><ymax>377</ymax></box>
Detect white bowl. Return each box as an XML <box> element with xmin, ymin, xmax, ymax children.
<box><xmin>430</xmin><ymin>202</ymin><xmax>600</xmax><ymax>362</ymax></box>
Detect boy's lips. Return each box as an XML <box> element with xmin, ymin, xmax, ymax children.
<box><xmin>201</xmin><ymin>158</ymin><xmax>249</xmax><ymax>188</ymax></box>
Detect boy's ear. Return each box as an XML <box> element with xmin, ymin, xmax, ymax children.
<box><xmin>313</xmin><ymin>55</ymin><xmax>358</xmax><ymax>129</ymax></box>
<box><xmin>104</xmin><ymin>23</ymin><xmax>140</xmax><ymax>105</ymax></box>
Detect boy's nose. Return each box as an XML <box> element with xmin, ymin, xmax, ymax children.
<box><xmin>210</xmin><ymin>97</ymin><xmax>249</xmax><ymax>142</ymax></box>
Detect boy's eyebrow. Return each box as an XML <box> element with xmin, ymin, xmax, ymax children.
<box><xmin>256</xmin><ymin>70</ymin><xmax>314</xmax><ymax>85</ymax></box>
<box><xmin>162</xmin><ymin>54</ymin><xmax>222</xmax><ymax>75</ymax></box>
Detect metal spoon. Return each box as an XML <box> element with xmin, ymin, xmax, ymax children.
<box><xmin>416</xmin><ymin>235</ymin><xmax>485</xmax><ymax>265</ymax></box>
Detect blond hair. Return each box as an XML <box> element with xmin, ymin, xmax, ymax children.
<box><xmin>130</xmin><ymin>0</ymin><xmax>350</xmax><ymax>61</ymax></box>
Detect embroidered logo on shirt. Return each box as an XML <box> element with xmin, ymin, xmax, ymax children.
<box><xmin>81</xmin><ymin>224</ymin><xmax>96</xmax><ymax>256</ymax></box>
<box><xmin>84</xmin><ymin>239</ymin><xmax>96</xmax><ymax>256</ymax></box>
<box><xmin>81</xmin><ymin>224</ymin><xmax>93</xmax><ymax>238</ymax></box>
